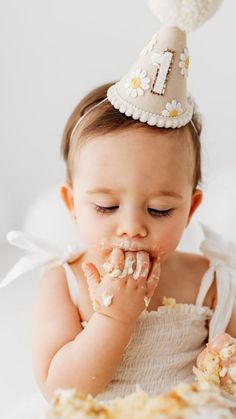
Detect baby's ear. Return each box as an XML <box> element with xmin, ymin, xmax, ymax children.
<box><xmin>60</xmin><ymin>184</ymin><xmax>75</xmax><ymax>221</ymax></box>
<box><xmin>186</xmin><ymin>189</ymin><xmax>203</xmax><ymax>226</ymax></box>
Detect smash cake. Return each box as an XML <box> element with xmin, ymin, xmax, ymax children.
<box><xmin>193</xmin><ymin>333</ymin><xmax>236</xmax><ymax>396</ymax></box>
<box><xmin>44</xmin><ymin>382</ymin><xmax>235</xmax><ymax>419</ymax></box>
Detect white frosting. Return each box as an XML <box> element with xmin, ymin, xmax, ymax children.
<box><xmin>133</xmin><ymin>257</ymin><xmax>143</xmax><ymax>280</ymax></box>
<box><xmin>102</xmin><ymin>260</ymin><xmax>122</xmax><ymax>277</ymax></box>
<box><xmin>110</xmin><ymin>268</ymin><xmax>122</xmax><ymax>278</ymax></box>
<box><xmin>102</xmin><ymin>261</ymin><xmax>113</xmax><ymax>273</ymax></box>
<box><xmin>53</xmin><ymin>388</ymin><xmax>77</xmax><ymax>404</ymax></box>
<box><xmin>141</xmin><ymin>267</ymin><xmax>149</xmax><ymax>278</ymax></box>
<box><xmin>219</xmin><ymin>367</ymin><xmax>228</xmax><ymax>378</ymax></box>
<box><xmin>220</xmin><ymin>345</ymin><xmax>236</xmax><ymax>360</ymax></box>
<box><xmin>228</xmin><ymin>365</ymin><xmax>236</xmax><ymax>382</ymax></box>
<box><xmin>118</xmin><ymin>256</ymin><xmax>135</xmax><ymax>278</ymax></box>
<box><xmin>102</xmin><ymin>294</ymin><xmax>113</xmax><ymax>307</ymax></box>
<box><xmin>144</xmin><ymin>296</ymin><xmax>151</xmax><ymax>307</ymax></box>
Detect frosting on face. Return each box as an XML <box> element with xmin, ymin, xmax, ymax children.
<box><xmin>97</xmin><ymin>236</ymin><xmax>165</xmax><ymax>261</ymax></box>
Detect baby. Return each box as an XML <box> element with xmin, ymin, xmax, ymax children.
<box><xmin>2</xmin><ymin>3</ymin><xmax>236</xmax><ymax>416</ymax></box>
<box><xmin>31</xmin><ymin>82</ymin><xmax>236</xmax><ymax>404</ymax></box>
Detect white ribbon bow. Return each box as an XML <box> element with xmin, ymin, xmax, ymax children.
<box><xmin>200</xmin><ymin>223</ymin><xmax>236</xmax><ymax>271</ymax></box>
<box><xmin>200</xmin><ymin>223</ymin><xmax>236</xmax><ymax>294</ymax></box>
<box><xmin>0</xmin><ymin>231</ymin><xmax>84</xmax><ymax>288</ymax></box>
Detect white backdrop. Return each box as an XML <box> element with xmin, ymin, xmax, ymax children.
<box><xmin>0</xmin><ymin>0</ymin><xmax>236</xmax><ymax>416</ymax></box>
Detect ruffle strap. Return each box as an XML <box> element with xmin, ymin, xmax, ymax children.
<box><xmin>200</xmin><ymin>223</ymin><xmax>236</xmax><ymax>272</ymax></box>
<box><xmin>0</xmin><ymin>231</ymin><xmax>84</xmax><ymax>288</ymax></box>
<box><xmin>198</xmin><ymin>223</ymin><xmax>236</xmax><ymax>338</ymax></box>
<box><xmin>199</xmin><ymin>222</ymin><xmax>236</xmax><ymax>294</ymax></box>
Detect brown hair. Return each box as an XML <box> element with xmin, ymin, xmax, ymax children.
<box><xmin>61</xmin><ymin>82</ymin><xmax>202</xmax><ymax>191</ymax></box>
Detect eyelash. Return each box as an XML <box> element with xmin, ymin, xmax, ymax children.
<box><xmin>94</xmin><ymin>205</ymin><xmax>173</xmax><ymax>217</ymax></box>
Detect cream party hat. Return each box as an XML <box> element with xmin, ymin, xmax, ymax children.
<box><xmin>107</xmin><ymin>0</ymin><xmax>223</xmax><ymax>129</ymax></box>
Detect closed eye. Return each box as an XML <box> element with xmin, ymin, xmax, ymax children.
<box><xmin>95</xmin><ymin>205</ymin><xmax>118</xmax><ymax>213</ymax></box>
<box><xmin>149</xmin><ymin>208</ymin><xmax>173</xmax><ymax>217</ymax></box>
<box><xmin>94</xmin><ymin>205</ymin><xmax>173</xmax><ymax>217</ymax></box>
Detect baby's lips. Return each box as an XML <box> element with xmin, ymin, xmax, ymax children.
<box><xmin>96</xmin><ymin>237</ymin><xmax>163</xmax><ymax>258</ymax></box>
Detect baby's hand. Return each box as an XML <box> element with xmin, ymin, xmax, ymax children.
<box><xmin>194</xmin><ymin>333</ymin><xmax>236</xmax><ymax>395</ymax></box>
<box><xmin>82</xmin><ymin>248</ymin><xmax>161</xmax><ymax>326</ymax></box>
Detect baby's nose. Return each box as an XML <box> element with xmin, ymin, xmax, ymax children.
<box><xmin>116</xmin><ymin>211</ymin><xmax>147</xmax><ymax>238</ymax></box>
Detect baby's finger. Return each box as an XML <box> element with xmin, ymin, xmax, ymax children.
<box><xmin>82</xmin><ymin>262</ymin><xmax>101</xmax><ymax>291</ymax></box>
<box><xmin>146</xmin><ymin>259</ymin><xmax>161</xmax><ymax>294</ymax></box>
<box><xmin>133</xmin><ymin>251</ymin><xmax>150</xmax><ymax>281</ymax></box>
<box><xmin>102</xmin><ymin>247</ymin><xmax>125</xmax><ymax>278</ymax></box>
<box><xmin>82</xmin><ymin>262</ymin><xmax>102</xmax><ymax>311</ymax></box>
<box><xmin>117</xmin><ymin>251</ymin><xmax>136</xmax><ymax>279</ymax></box>
<box><xmin>196</xmin><ymin>347</ymin><xmax>209</xmax><ymax>370</ymax></box>
<box><xmin>208</xmin><ymin>333</ymin><xmax>235</xmax><ymax>352</ymax></box>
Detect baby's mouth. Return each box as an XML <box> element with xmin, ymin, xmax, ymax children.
<box><xmin>121</xmin><ymin>248</ymin><xmax>155</xmax><ymax>262</ymax></box>
<box><xmin>96</xmin><ymin>238</ymin><xmax>164</xmax><ymax>262</ymax></box>
<box><xmin>110</xmin><ymin>240</ymin><xmax>155</xmax><ymax>255</ymax></box>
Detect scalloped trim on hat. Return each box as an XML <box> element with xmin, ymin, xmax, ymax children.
<box><xmin>107</xmin><ymin>84</ymin><xmax>193</xmax><ymax>128</ymax></box>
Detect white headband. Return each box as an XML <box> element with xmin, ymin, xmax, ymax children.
<box><xmin>70</xmin><ymin>95</ymin><xmax>199</xmax><ymax>140</ymax></box>
<box><xmin>70</xmin><ymin>97</ymin><xmax>109</xmax><ymax>140</ymax></box>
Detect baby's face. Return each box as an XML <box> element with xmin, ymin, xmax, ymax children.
<box><xmin>67</xmin><ymin>125</ymin><xmax>202</xmax><ymax>265</ymax></box>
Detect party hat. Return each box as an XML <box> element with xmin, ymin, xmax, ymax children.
<box><xmin>107</xmin><ymin>0</ymin><xmax>223</xmax><ymax>129</ymax></box>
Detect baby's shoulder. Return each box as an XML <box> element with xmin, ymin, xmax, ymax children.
<box><xmin>34</xmin><ymin>264</ymin><xmax>83</xmax><ymax>323</ymax></box>
<box><xmin>180</xmin><ymin>251</ymin><xmax>209</xmax><ymax>274</ymax></box>
<box><xmin>173</xmin><ymin>251</ymin><xmax>215</xmax><ymax>308</ymax></box>
<box><xmin>36</xmin><ymin>264</ymin><xmax>73</xmax><ymax>304</ymax></box>
<box><xmin>175</xmin><ymin>250</ymin><xmax>210</xmax><ymax>281</ymax></box>
<box><xmin>38</xmin><ymin>264</ymin><xmax>66</xmax><ymax>286</ymax></box>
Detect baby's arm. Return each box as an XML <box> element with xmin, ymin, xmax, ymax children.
<box><xmin>32</xmin><ymin>250</ymin><xmax>160</xmax><ymax>402</ymax></box>
<box><xmin>32</xmin><ymin>266</ymin><xmax>134</xmax><ymax>402</ymax></box>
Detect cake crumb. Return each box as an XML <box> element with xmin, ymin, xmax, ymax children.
<box><xmin>162</xmin><ymin>296</ymin><xmax>178</xmax><ymax>307</ymax></box>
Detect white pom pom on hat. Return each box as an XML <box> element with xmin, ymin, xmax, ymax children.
<box><xmin>149</xmin><ymin>0</ymin><xmax>223</xmax><ymax>32</ymax></box>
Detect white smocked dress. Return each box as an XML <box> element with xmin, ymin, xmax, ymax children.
<box><xmin>1</xmin><ymin>223</ymin><xmax>236</xmax><ymax>417</ymax></box>
<box><xmin>62</xmin><ymin>225</ymin><xmax>236</xmax><ymax>401</ymax></box>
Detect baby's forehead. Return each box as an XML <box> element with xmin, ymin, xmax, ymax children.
<box><xmin>79</xmin><ymin>124</ymin><xmax>192</xmax><ymax>152</ymax></box>
<box><xmin>73</xmin><ymin>125</ymin><xmax>195</xmax><ymax>188</ymax></box>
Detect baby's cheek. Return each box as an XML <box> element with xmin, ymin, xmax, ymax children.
<box><xmin>76</xmin><ymin>215</ymin><xmax>104</xmax><ymax>248</ymax></box>
<box><xmin>78</xmin><ymin>228</ymin><xmax>112</xmax><ymax>262</ymax></box>
<box><xmin>157</xmin><ymin>223</ymin><xmax>186</xmax><ymax>259</ymax></box>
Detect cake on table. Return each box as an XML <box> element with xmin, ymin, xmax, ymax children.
<box><xmin>44</xmin><ymin>382</ymin><xmax>235</xmax><ymax>419</ymax></box>
<box><xmin>193</xmin><ymin>333</ymin><xmax>236</xmax><ymax>396</ymax></box>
